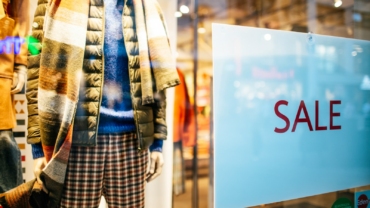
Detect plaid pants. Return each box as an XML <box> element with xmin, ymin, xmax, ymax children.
<box><xmin>59</xmin><ymin>132</ymin><xmax>148</xmax><ymax>208</ymax></box>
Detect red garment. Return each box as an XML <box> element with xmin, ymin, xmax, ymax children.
<box><xmin>173</xmin><ymin>69</ymin><xmax>196</xmax><ymax>147</ymax></box>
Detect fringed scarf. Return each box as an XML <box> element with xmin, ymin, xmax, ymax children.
<box><xmin>0</xmin><ymin>0</ymin><xmax>179</xmax><ymax>207</ymax></box>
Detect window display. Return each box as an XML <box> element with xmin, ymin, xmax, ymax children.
<box><xmin>0</xmin><ymin>0</ymin><xmax>369</xmax><ymax>207</ymax></box>
<box><xmin>1</xmin><ymin>0</ymin><xmax>179</xmax><ymax>208</ymax></box>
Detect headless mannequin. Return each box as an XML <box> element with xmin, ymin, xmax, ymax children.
<box><xmin>31</xmin><ymin>1</ymin><xmax>166</xmax><ymax>205</ymax></box>
<box><xmin>0</xmin><ymin>0</ymin><xmax>27</xmax><ymax>193</ymax></box>
<box><xmin>0</xmin><ymin>69</ymin><xmax>26</xmax><ymax>193</ymax></box>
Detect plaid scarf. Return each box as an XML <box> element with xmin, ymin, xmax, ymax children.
<box><xmin>0</xmin><ymin>0</ymin><xmax>178</xmax><ymax>207</ymax></box>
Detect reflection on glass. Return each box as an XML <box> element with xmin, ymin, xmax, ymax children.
<box><xmin>264</xmin><ymin>34</ymin><xmax>272</xmax><ymax>41</ymax></box>
<box><xmin>175</xmin><ymin>0</ymin><xmax>370</xmax><ymax>207</ymax></box>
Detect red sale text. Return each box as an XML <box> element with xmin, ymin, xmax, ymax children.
<box><xmin>274</xmin><ymin>100</ymin><xmax>341</xmax><ymax>133</ymax></box>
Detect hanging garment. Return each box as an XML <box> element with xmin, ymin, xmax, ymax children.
<box><xmin>173</xmin><ymin>69</ymin><xmax>196</xmax><ymax>147</ymax></box>
<box><xmin>172</xmin><ymin>69</ymin><xmax>195</xmax><ymax>195</ymax></box>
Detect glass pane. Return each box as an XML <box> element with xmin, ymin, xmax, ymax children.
<box><xmin>176</xmin><ymin>0</ymin><xmax>370</xmax><ymax>207</ymax></box>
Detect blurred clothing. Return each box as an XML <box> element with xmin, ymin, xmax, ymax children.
<box><xmin>173</xmin><ymin>69</ymin><xmax>196</xmax><ymax>147</ymax></box>
<box><xmin>0</xmin><ymin>0</ymin><xmax>30</xmax><ymax>193</ymax></box>
<box><xmin>0</xmin><ymin>0</ymin><xmax>29</xmax><ymax>130</ymax></box>
<box><xmin>0</xmin><ymin>130</ymin><xmax>22</xmax><ymax>193</ymax></box>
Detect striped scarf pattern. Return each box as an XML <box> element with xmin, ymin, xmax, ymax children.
<box><xmin>37</xmin><ymin>0</ymin><xmax>89</xmax><ymax>207</ymax></box>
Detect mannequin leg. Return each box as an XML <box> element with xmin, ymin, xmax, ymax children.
<box><xmin>0</xmin><ymin>130</ymin><xmax>23</xmax><ymax>193</ymax></box>
<box><xmin>103</xmin><ymin>133</ymin><xmax>148</xmax><ymax>208</ymax></box>
<box><xmin>60</xmin><ymin>132</ymin><xmax>147</xmax><ymax>208</ymax></box>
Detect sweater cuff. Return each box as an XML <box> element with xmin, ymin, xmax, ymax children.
<box><xmin>149</xmin><ymin>139</ymin><xmax>163</xmax><ymax>152</ymax></box>
<box><xmin>31</xmin><ymin>143</ymin><xmax>45</xmax><ymax>159</ymax></box>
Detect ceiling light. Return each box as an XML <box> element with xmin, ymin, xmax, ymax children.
<box><xmin>198</xmin><ymin>27</ymin><xmax>206</xmax><ymax>34</ymax></box>
<box><xmin>175</xmin><ymin>11</ymin><xmax>182</xmax><ymax>18</ymax></box>
<box><xmin>334</xmin><ymin>0</ymin><xmax>342</xmax><ymax>7</ymax></box>
<box><xmin>180</xmin><ymin>5</ymin><xmax>190</xmax><ymax>14</ymax></box>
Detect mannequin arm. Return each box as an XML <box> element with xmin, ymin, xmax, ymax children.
<box><xmin>11</xmin><ymin>65</ymin><xmax>26</xmax><ymax>94</ymax></box>
<box><xmin>147</xmin><ymin>90</ymin><xmax>166</xmax><ymax>183</ymax></box>
<box><xmin>33</xmin><ymin>157</ymin><xmax>48</xmax><ymax>192</ymax></box>
<box><xmin>146</xmin><ymin>151</ymin><xmax>164</xmax><ymax>182</ymax></box>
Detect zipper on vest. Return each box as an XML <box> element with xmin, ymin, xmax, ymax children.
<box><xmin>134</xmin><ymin>110</ymin><xmax>142</xmax><ymax>151</ymax></box>
<box><xmin>95</xmin><ymin>4</ymin><xmax>106</xmax><ymax>138</ymax></box>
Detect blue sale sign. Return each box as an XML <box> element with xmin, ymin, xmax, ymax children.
<box><xmin>213</xmin><ymin>23</ymin><xmax>370</xmax><ymax>208</ymax></box>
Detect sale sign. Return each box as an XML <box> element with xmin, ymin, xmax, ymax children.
<box><xmin>274</xmin><ymin>100</ymin><xmax>342</xmax><ymax>133</ymax></box>
<box><xmin>213</xmin><ymin>24</ymin><xmax>370</xmax><ymax>208</ymax></box>
<box><xmin>355</xmin><ymin>190</ymin><xmax>370</xmax><ymax>208</ymax></box>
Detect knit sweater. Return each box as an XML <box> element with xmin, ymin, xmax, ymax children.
<box><xmin>31</xmin><ymin>0</ymin><xmax>163</xmax><ymax>158</ymax></box>
<box><xmin>98</xmin><ymin>0</ymin><xmax>135</xmax><ymax>134</ymax></box>
<box><xmin>98</xmin><ymin>0</ymin><xmax>162</xmax><ymax>152</ymax></box>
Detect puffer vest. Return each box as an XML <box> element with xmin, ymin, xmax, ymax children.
<box><xmin>27</xmin><ymin>0</ymin><xmax>167</xmax><ymax>150</ymax></box>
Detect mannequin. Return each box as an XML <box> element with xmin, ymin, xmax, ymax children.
<box><xmin>0</xmin><ymin>0</ymin><xmax>29</xmax><ymax>193</ymax></box>
<box><xmin>27</xmin><ymin>0</ymin><xmax>179</xmax><ymax>207</ymax></box>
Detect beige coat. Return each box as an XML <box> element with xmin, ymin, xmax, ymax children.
<box><xmin>0</xmin><ymin>0</ymin><xmax>29</xmax><ymax>130</ymax></box>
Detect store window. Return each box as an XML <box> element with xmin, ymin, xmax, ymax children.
<box><xmin>175</xmin><ymin>0</ymin><xmax>370</xmax><ymax>207</ymax></box>
<box><xmin>1</xmin><ymin>0</ymin><xmax>368</xmax><ymax>207</ymax></box>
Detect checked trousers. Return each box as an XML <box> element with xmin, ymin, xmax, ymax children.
<box><xmin>59</xmin><ymin>132</ymin><xmax>148</xmax><ymax>208</ymax></box>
